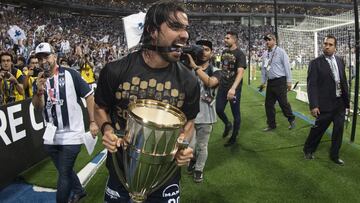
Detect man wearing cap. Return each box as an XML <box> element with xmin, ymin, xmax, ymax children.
<box><xmin>32</xmin><ymin>42</ymin><xmax>99</xmax><ymax>203</ymax></box>
<box><xmin>216</xmin><ymin>31</ymin><xmax>247</xmax><ymax>147</ymax></box>
<box><xmin>187</xmin><ymin>39</ymin><xmax>219</xmax><ymax>183</ymax></box>
<box><xmin>260</xmin><ymin>33</ymin><xmax>295</xmax><ymax>131</ymax></box>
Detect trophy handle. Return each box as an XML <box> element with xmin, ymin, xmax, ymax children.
<box><xmin>150</xmin><ymin>138</ymin><xmax>189</xmax><ymax>192</ymax></box>
<box><xmin>111</xmin><ymin>131</ymin><xmax>130</xmax><ymax>191</ymax></box>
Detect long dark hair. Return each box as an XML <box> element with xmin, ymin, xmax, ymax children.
<box><xmin>140</xmin><ymin>1</ymin><xmax>186</xmax><ymax>45</ymax></box>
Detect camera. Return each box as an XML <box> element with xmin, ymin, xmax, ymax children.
<box><xmin>32</xmin><ymin>67</ymin><xmax>42</xmax><ymax>77</ymax></box>
<box><xmin>42</xmin><ymin>63</ymin><xmax>51</xmax><ymax>78</ymax></box>
<box><xmin>180</xmin><ymin>45</ymin><xmax>204</xmax><ymax>68</ymax></box>
<box><xmin>201</xmin><ymin>93</ymin><xmax>215</xmax><ymax>105</ymax></box>
<box><xmin>3</xmin><ymin>71</ymin><xmax>11</xmax><ymax>79</ymax></box>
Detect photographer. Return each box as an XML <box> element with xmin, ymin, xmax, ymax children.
<box><xmin>79</xmin><ymin>54</ymin><xmax>96</xmax><ymax>86</ymax></box>
<box><xmin>0</xmin><ymin>52</ymin><xmax>25</xmax><ymax>104</ymax></box>
<box><xmin>23</xmin><ymin>55</ymin><xmax>40</xmax><ymax>98</ymax></box>
<box><xmin>186</xmin><ymin>40</ymin><xmax>220</xmax><ymax>183</ymax></box>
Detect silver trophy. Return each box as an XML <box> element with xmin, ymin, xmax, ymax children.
<box><xmin>112</xmin><ymin>99</ymin><xmax>187</xmax><ymax>203</ymax></box>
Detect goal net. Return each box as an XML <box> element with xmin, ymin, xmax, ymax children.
<box><xmin>279</xmin><ymin>9</ymin><xmax>356</xmax><ymax>103</ymax></box>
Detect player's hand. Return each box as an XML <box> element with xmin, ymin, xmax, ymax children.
<box><xmin>175</xmin><ymin>147</ymin><xmax>193</xmax><ymax>166</ymax></box>
<box><xmin>102</xmin><ymin>129</ymin><xmax>123</xmax><ymax>153</ymax></box>
<box><xmin>311</xmin><ymin>107</ymin><xmax>320</xmax><ymax>118</ymax></box>
<box><xmin>227</xmin><ymin>88</ymin><xmax>236</xmax><ymax>100</ymax></box>
<box><xmin>89</xmin><ymin>121</ymin><xmax>99</xmax><ymax>138</ymax></box>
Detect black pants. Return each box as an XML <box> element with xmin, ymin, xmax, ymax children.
<box><xmin>265</xmin><ymin>77</ymin><xmax>295</xmax><ymax>128</ymax></box>
<box><xmin>303</xmin><ymin>98</ymin><xmax>345</xmax><ymax>159</ymax></box>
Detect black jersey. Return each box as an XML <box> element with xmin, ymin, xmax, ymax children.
<box><xmin>95</xmin><ymin>50</ymin><xmax>200</xmax><ymax>182</ymax></box>
<box><xmin>215</xmin><ymin>48</ymin><xmax>247</xmax><ymax>90</ymax></box>
<box><xmin>95</xmin><ymin>50</ymin><xmax>200</xmax><ymax>130</ymax></box>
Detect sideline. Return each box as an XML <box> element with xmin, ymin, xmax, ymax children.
<box><xmin>0</xmin><ymin>149</ymin><xmax>107</xmax><ymax>203</ymax></box>
<box><xmin>248</xmin><ymin>85</ymin><xmax>360</xmax><ymax>149</ymax></box>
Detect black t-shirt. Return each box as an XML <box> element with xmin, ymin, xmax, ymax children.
<box><xmin>95</xmin><ymin>50</ymin><xmax>200</xmax><ymax>178</ymax></box>
<box><xmin>214</xmin><ymin>48</ymin><xmax>247</xmax><ymax>90</ymax></box>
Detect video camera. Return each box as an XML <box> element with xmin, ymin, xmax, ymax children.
<box><xmin>180</xmin><ymin>44</ymin><xmax>204</xmax><ymax>68</ymax></box>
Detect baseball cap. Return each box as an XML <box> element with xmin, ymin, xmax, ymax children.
<box><xmin>35</xmin><ymin>42</ymin><xmax>53</xmax><ymax>55</ymax></box>
<box><xmin>263</xmin><ymin>33</ymin><xmax>276</xmax><ymax>41</ymax></box>
<box><xmin>196</xmin><ymin>40</ymin><xmax>213</xmax><ymax>50</ymax></box>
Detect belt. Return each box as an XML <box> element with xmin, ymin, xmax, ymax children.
<box><xmin>268</xmin><ymin>76</ymin><xmax>286</xmax><ymax>82</ymax></box>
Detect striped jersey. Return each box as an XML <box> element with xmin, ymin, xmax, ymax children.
<box><xmin>40</xmin><ymin>66</ymin><xmax>92</xmax><ymax>145</ymax></box>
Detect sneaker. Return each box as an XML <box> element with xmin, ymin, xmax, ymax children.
<box><xmin>224</xmin><ymin>136</ymin><xmax>236</xmax><ymax>147</ymax></box>
<box><xmin>263</xmin><ymin>126</ymin><xmax>276</xmax><ymax>132</ymax></box>
<box><xmin>193</xmin><ymin>170</ymin><xmax>203</xmax><ymax>183</ymax></box>
<box><xmin>187</xmin><ymin>159</ymin><xmax>195</xmax><ymax>175</ymax></box>
<box><xmin>304</xmin><ymin>152</ymin><xmax>315</xmax><ymax>160</ymax></box>
<box><xmin>289</xmin><ymin>120</ymin><xmax>296</xmax><ymax>130</ymax></box>
<box><xmin>222</xmin><ymin>123</ymin><xmax>232</xmax><ymax>138</ymax></box>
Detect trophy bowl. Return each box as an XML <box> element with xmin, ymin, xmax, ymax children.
<box><xmin>112</xmin><ymin>99</ymin><xmax>187</xmax><ymax>203</ymax></box>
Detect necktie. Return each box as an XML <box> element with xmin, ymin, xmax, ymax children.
<box><xmin>327</xmin><ymin>57</ymin><xmax>341</xmax><ymax>97</ymax></box>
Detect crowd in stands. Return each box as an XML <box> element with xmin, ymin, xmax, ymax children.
<box><xmin>0</xmin><ymin>2</ymin><xmax>353</xmax><ymax>105</ymax></box>
<box><xmin>28</xmin><ymin>0</ymin><xmax>352</xmax><ymax>16</ymax></box>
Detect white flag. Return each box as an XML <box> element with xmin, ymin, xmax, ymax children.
<box><xmin>7</xmin><ymin>25</ymin><xmax>27</xmax><ymax>44</ymax></box>
<box><xmin>122</xmin><ymin>12</ymin><xmax>146</xmax><ymax>50</ymax></box>
<box><xmin>35</xmin><ymin>25</ymin><xmax>46</xmax><ymax>34</ymax></box>
<box><xmin>99</xmin><ymin>35</ymin><xmax>109</xmax><ymax>43</ymax></box>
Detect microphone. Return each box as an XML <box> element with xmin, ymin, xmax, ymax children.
<box><xmin>141</xmin><ymin>44</ymin><xmax>182</xmax><ymax>53</ymax></box>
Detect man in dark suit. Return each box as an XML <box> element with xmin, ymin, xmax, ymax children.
<box><xmin>303</xmin><ymin>35</ymin><xmax>350</xmax><ymax>165</ymax></box>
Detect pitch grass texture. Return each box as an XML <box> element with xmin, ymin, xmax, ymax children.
<box><xmin>23</xmin><ymin>73</ymin><xmax>360</xmax><ymax>202</ymax></box>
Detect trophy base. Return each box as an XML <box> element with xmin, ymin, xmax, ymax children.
<box><xmin>130</xmin><ymin>193</ymin><xmax>146</xmax><ymax>203</ymax></box>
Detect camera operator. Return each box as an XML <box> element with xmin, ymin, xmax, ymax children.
<box><xmin>186</xmin><ymin>40</ymin><xmax>220</xmax><ymax>183</ymax></box>
<box><xmin>0</xmin><ymin>52</ymin><xmax>25</xmax><ymax>104</ymax></box>
<box><xmin>23</xmin><ymin>55</ymin><xmax>41</xmax><ymax>98</ymax></box>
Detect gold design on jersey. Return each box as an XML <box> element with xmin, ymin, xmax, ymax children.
<box><xmin>149</xmin><ymin>79</ymin><xmax>156</xmax><ymax>87</ymax></box>
<box><xmin>140</xmin><ymin>81</ymin><xmax>148</xmax><ymax>89</ymax></box>
<box><xmin>171</xmin><ymin>89</ymin><xmax>179</xmax><ymax>97</ymax></box>
<box><xmin>156</xmin><ymin>83</ymin><xmax>164</xmax><ymax>91</ymax></box>
<box><xmin>132</xmin><ymin>77</ymin><xmax>140</xmax><ymax>85</ymax></box>
<box><xmin>179</xmin><ymin>93</ymin><xmax>185</xmax><ymax>100</ymax></box>
<box><xmin>123</xmin><ymin>82</ymin><xmax>130</xmax><ymax>90</ymax></box>
<box><xmin>164</xmin><ymin>81</ymin><xmax>171</xmax><ymax>89</ymax></box>
<box><xmin>177</xmin><ymin>100</ymin><xmax>184</xmax><ymax>108</ymax></box>
<box><xmin>115</xmin><ymin>91</ymin><xmax>122</xmax><ymax>100</ymax></box>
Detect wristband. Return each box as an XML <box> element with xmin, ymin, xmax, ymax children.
<box><xmin>194</xmin><ymin>66</ymin><xmax>200</xmax><ymax>72</ymax></box>
<box><xmin>101</xmin><ymin>121</ymin><xmax>113</xmax><ymax>134</ymax></box>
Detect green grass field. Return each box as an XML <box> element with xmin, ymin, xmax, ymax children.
<box><xmin>22</xmin><ymin>72</ymin><xmax>360</xmax><ymax>202</ymax></box>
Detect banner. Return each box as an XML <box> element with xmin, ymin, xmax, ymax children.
<box><xmin>0</xmin><ymin>99</ymin><xmax>89</xmax><ymax>190</ymax></box>
<box><xmin>122</xmin><ymin>12</ymin><xmax>146</xmax><ymax>50</ymax></box>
